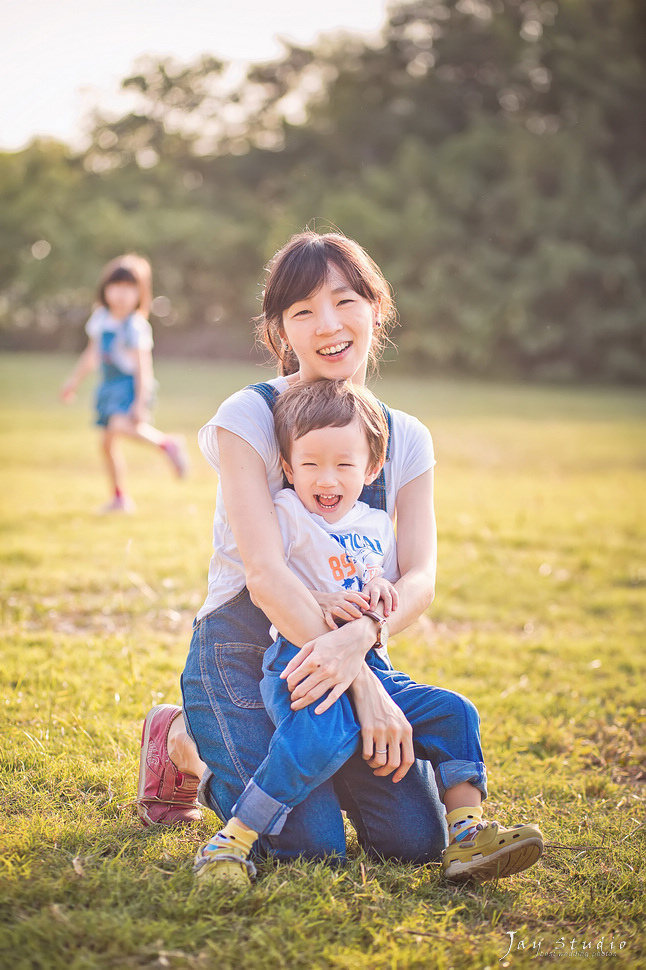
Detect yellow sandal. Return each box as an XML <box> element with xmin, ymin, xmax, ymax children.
<box><xmin>442</xmin><ymin>821</ymin><xmax>543</xmax><ymax>882</ymax></box>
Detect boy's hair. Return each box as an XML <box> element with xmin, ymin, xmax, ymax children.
<box><xmin>273</xmin><ymin>380</ymin><xmax>388</xmax><ymax>470</ymax></box>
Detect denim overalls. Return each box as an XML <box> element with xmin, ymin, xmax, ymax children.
<box><xmin>93</xmin><ymin>314</ymin><xmax>138</xmax><ymax>427</ymax></box>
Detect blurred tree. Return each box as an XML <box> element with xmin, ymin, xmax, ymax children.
<box><xmin>1</xmin><ymin>0</ymin><xmax>644</xmax><ymax>380</ymax></box>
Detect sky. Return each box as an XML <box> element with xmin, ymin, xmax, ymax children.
<box><xmin>1</xmin><ymin>0</ymin><xmax>389</xmax><ymax>151</ymax></box>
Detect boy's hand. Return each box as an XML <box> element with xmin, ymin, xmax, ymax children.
<box><xmin>362</xmin><ymin>577</ymin><xmax>399</xmax><ymax>617</ymax></box>
<box><xmin>60</xmin><ymin>382</ymin><xmax>77</xmax><ymax>403</ymax></box>
<box><xmin>310</xmin><ymin>589</ymin><xmax>370</xmax><ymax>630</ymax></box>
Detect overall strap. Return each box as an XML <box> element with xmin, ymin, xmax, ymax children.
<box><xmin>358</xmin><ymin>402</ymin><xmax>392</xmax><ymax>512</ymax></box>
<box><xmin>246</xmin><ymin>382</ymin><xmax>281</xmax><ymax>409</ymax></box>
<box><xmin>247</xmin><ymin>382</ymin><xmax>291</xmax><ymax>489</ymax></box>
<box><xmin>246</xmin><ymin>382</ymin><xmax>392</xmax><ymax>513</ymax></box>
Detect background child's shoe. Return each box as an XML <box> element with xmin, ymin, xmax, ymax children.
<box><xmin>99</xmin><ymin>494</ymin><xmax>136</xmax><ymax>514</ymax></box>
<box><xmin>442</xmin><ymin>821</ymin><xmax>543</xmax><ymax>882</ymax></box>
<box><xmin>163</xmin><ymin>436</ymin><xmax>189</xmax><ymax>478</ymax></box>
<box><xmin>136</xmin><ymin>704</ymin><xmax>202</xmax><ymax>826</ymax></box>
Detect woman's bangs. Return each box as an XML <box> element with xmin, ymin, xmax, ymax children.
<box><xmin>326</xmin><ymin>250</ymin><xmax>375</xmax><ymax>303</ymax></box>
<box><xmin>276</xmin><ymin>244</ymin><xmax>330</xmax><ymax>314</ymax></box>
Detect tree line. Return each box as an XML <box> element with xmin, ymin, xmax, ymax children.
<box><xmin>1</xmin><ymin>0</ymin><xmax>644</xmax><ymax>381</ymax></box>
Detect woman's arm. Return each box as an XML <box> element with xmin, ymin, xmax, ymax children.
<box><xmin>217</xmin><ymin>427</ymin><xmax>332</xmax><ymax>645</ymax></box>
<box><xmin>387</xmin><ymin>467</ymin><xmax>437</xmax><ymax>634</ymax></box>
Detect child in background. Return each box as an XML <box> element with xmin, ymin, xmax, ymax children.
<box><xmin>194</xmin><ymin>380</ymin><xmax>543</xmax><ymax>886</ymax></box>
<box><xmin>61</xmin><ymin>254</ymin><xmax>188</xmax><ymax>512</ymax></box>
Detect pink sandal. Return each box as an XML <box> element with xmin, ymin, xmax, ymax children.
<box><xmin>136</xmin><ymin>704</ymin><xmax>202</xmax><ymax>826</ymax></box>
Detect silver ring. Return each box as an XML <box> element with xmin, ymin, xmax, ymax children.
<box><xmin>376</xmin><ymin>749</ymin><xmax>388</xmax><ymax>754</ymax></box>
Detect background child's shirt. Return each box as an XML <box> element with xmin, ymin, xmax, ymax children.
<box><xmin>86</xmin><ymin>307</ymin><xmax>153</xmax><ymax>378</ymax></box>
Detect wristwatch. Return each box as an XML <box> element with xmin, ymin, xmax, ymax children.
<box><xmin>362</xmin><ymin>609</ymin><xmax>389</xmax><ymax>651</ymax></box>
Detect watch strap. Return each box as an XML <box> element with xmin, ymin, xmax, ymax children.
<box><xmin>362</xmin><ymin>609</ymin><xmax>387</xmax><ymax>647</ymax></box>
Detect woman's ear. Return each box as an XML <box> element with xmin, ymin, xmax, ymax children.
<box><xmin>364</xmin><ymin>461</ymin><xmax>384</xmax><ymax>485</ymax></box>
<box><xmin>373</xmin><ymin>296</ymin><xmax>383</xmax><ymax>328</ymax></box>
<box><xmin>281</xmin><ymin>456</ymin><xmax>295</xmax><ymax>484</ymax></box>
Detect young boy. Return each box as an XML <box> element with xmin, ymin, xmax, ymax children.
<box><xmin>194</xmin><ymin>380</ymin><xmax>543</xmax><ymax>885</ymax></box>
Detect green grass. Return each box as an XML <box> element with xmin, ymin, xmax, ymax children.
<box><xmin>1</xmin><ymin>353</ymin><xmax>645</xmax><ymax>969</ymax></box>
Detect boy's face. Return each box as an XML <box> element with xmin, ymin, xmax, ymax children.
<box><xmin>281</xmin><ymin>417</ymin><xmax>381</xmax><ymax>524</ymax></box>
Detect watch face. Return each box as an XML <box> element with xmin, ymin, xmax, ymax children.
<box><xmin>379</xmin><ymin>621</ymin><xmax>389</xmax><ymax>647</ymax></box>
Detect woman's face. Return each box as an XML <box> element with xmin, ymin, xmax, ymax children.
<box><xmin>280</xmin><ymin>266</ymin><xmax>379</xmax><ymax>385</ymax></box>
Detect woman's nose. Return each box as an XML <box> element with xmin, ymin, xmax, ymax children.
<box><xmin>315</xmin><ymin>304</ymin><xmax>344</xmax><ymax>336</ymax></box>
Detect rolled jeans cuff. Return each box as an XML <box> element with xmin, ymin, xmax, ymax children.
<box><xmin>435</xmin><ymin>760</ymin><xmax>488</xmax><ymax>801</ymax></box>
<box><xmin>232</xmin><ymin>779</ymin><xmax>292</xmax><ymax>836</ymax></box>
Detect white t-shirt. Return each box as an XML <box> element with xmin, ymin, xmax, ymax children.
<box><xmin>86</xmin><ymin>307</ymin><xmax>153</xmax><ymax>377</ymax></box>
<box><xmin>196</xmin><ymin>376</ymin><xmax>435</xmax><ymax>619</ymax></box>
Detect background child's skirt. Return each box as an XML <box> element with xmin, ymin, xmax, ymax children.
<box><xmin>94</xmin><ymin>374</ymin><xmax>136</xmax><ymax>427</ymax></box>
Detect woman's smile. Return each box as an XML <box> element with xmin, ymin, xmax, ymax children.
<box><xmin>318</xmin><ymin>340</ymin><xmax>352</xmax><ymax>357</ymax></box>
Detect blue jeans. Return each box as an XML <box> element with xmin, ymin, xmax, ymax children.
<box><xmin>181</xmin><ymin>589</ymin><xmax>448</xmax><ymax>863</ymax></box>
<box><xmin>231</xmin><ymin>637</ymin><xmax>487</xmax><ymax>836</ymax></box>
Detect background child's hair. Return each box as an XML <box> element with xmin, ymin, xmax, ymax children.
<box><xmin>96</xmin><ymin>254</ymin><xmax>153</xmax><ymax>317</ymax></box>
<box><xmin>256</xmin><ymin>231</ymin><xmax>396</xmax><ymax>377</ymax></box>
<box><xmin>273</xmin><ymin>380</ymin><xmax>388</xmax><ymax>470</ymax></box>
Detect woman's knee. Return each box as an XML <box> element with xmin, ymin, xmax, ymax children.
<box><xmin>365</xmin><ymin>818</ymin><xmax>446</xmax><ymax>865</ymax></box>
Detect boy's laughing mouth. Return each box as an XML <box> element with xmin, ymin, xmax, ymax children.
<box><xmin>315</xmin><ymin>493</ymin><xmax>342</xmax><ymax>513</ymax></box>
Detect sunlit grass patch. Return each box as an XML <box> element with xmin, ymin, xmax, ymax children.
<box><xmin>1</xmin><ymin>354</ymin><xmax>645</xmax><ymax>968</ymax></box>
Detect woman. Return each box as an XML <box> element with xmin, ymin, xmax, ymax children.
<box><xmin>137</xmin><ymin>231</ymin><xmax>446</xmax><ymax>865</ymax></box>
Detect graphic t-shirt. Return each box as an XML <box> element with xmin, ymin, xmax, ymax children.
<box><xmin>274</xmin><ymin>488</ymin><xmax>398</xmax><ymax>594</ymax></box>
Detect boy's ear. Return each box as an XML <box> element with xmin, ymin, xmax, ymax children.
<box><xmin>281</xmin><ymin>456</ymin><xmax>295</xmax><ymax>484</ymax></box>
<box><xmin>364</xmin><ymin>461</ymin><xmax>384</xmax><ymax>486</ymax></box>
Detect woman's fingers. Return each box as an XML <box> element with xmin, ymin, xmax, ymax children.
<box><xmin>367</xmin><ymin>741</ymin><xmax>398</xmax><ymax>773</ymax></box>
<box><xmin>361</xmin><ymin>729</ymin><xmax>415</xmax><ymax>783</ymax></box>
<box><xmin>280</xmin><ymin>642</ymin><xmax>314</xmax><ymax>681</ymax></box>
<box><xmin>313</xmin><ymin>682</ymin><xmax>346</xmax><ymax>715</ymax></box>
<box><xmin>289</xmin><ymin>675</ymin><xmax>348</xmax><ymax>712</ymax></box>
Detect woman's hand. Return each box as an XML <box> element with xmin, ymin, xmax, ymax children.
<box><xmin>310</xmin><ymin>589</ymin><xmax>370</xmax><ymax>629</ymax></box>
<box><xmin>350</xmin><ymin>664</ymin><xmax>415</xmax><ymax>783</ymax></box>
<box><xmin>281</xmin><ymin>615</ymin><xmax>378</xmax><ymax>715</ymax></box>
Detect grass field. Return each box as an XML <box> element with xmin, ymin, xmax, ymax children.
<box><xmin>1</xmin><ymin>353</ymin><xmax>645</xmax><ymax>970</ymax></box>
